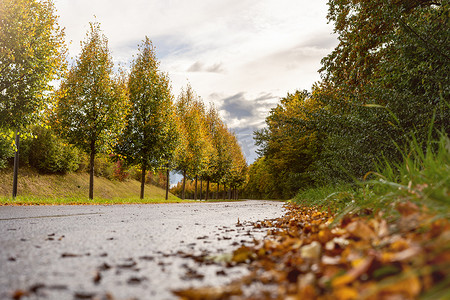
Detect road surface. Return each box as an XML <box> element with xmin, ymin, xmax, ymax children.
<box><xmin>0</xmin><ymin>200</ymin><xmax>285</xmax><ymax>300</ymax></box>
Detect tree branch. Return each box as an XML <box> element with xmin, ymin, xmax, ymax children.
<box><xmin>397</xmin><ymin>17</ymin><xmax>450</xmax><ymax>62</ymax></box>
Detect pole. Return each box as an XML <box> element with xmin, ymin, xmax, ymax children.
<box><xmin>12</xmin><ymin>130</ymin><xmax>19</xmax><ymax>199</ymax></box>
<box><xmin>165</xmin><ymin>167</ymin><xmax>169</xmax><ymax>200</ymax></box>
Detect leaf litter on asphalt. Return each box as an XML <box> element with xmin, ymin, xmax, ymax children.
<box><xmin>173</xmin><ymin>203</ymin><xmax>450</xmax><ymax>299</ymax></box>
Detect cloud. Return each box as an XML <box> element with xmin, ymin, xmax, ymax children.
<box><xmin>219</xmin><ymin>92</ymin><xmax>276</xmax><ymax>122</ymax></box>
<box><xmin>232</xmin><ymin>127</ymin><xmax>262</xmax><ymax>163</ymax></box>
<box><xmin>187</xmin><ymin>61</ymin><xmax>224</xmax><ymax>73</ymax></box>
<box><xmin>216</xmin><ymin>92</ymin><xmax>278</xmax><ymax>163</ymax></box>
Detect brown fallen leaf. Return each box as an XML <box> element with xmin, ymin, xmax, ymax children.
<box><xmin>345</xmin><ymin>220</ymin><xmax>376</xmax><ymax>241</ymax></box>
<box><xmin>232</xmin><ymin>246</ymin><xmax>255</xmax><ymax>263</ymax></box>
<box><xmin>11</xmin><ymin>289</ymin><xmax>29</xmax><ymax>300</ymax></box>
<box><xmin>332</xmin><ymin>256</ymin><xmax>375</xmax><ymax>287</ymax></box>
<box><xmin>74</xmin><ymin>291</ymin><xmax>96</xmax><ymax>299</ymax></box>
<box><xmin>300</xmin><ymin>241</ymin><xmax>321</xmax><ymax>260</ymax></box>
<box><xmin>173</xmin><ymin>284</ymin><xmax>242</xmax><ymax>300</ymax></box>
<box><xmin>98</xmin><ymin>262</ymin><xmax>112</xmax><ymax>271</ymax></box>
<box><xmin>396</xmin><ymin>201</ymin><xmax>420</xmax><ymax>216</ymax></box>
<box><xmin>116</xmin><ymin>260</ymin><xmax>137</xmax><ymax>269</ymax></box>
<box><xmin>127</xmin><ymin>276</ymin><xmax>147</xmax><ymax>285</ymax></box>
<box><xmin>61</xmin><ymin>252</ymin><xmax>82</xmax><ymax>258</ymax></box>
<box><xmin>93</xmin><ymin>270</ymin><xmax>101</xmax><ymax>284</ymax></box>
<box><xmin>333</xmin><ymin>286</ymin><xmax>359</xmax><ymax>300</ymax></box>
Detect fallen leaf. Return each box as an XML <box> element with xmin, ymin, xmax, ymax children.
<box><xmin>93</xmin><ymin>270</ymin><xmax>101</xmax><ymax>284</ymax></box>
<box><xmin>300</xmin><ymin>241</ymin><xmax>321</xmax><ymax>260</ymax></box>
<box><xmin>12</xmin><ymin>290</ymin><xmax>29</xmax><ymax>300</ymax></box>
<box><xmin>346</xmin><ymin>221</ymin><xmax>376</xmax><ymax>241</ymax></box>
<box><xmin>61</xmin><ymin>252</ymin><xmax>82</xmax><ymax>258</ymax></box>
<box><xmin>333</xmin><ymin>286</ymin><xmax>359</xmax><ymax>300</ymax></box>
<box><xmin>173</xmin><ymin>284</ymin><xmax>242</xmax><ymax>300</ymax></box>
<box><xmin>396</xmin><ymin>201</ymin><xmax>419</xmax><ymax>216</ymax></box>
<box><xmin>332</xmin><ymin>256</ymin><xmax>375</xmax><ymax>287</ymax></box>
<box><xmin>232</xmin><ymin>246</ymin><xmax>254</xmax><ymax>263</ymax></box>
<box><xmin>127</xmin><ymin>276</ymin><xmax>147</xmax><ymax>285</ymax></box>
<box><xmin>116</xmin><ymin>260</ymin><xmax>137</xmax><ymax>269</ymax></box>
<box><xmin>74</xmin><ymin>291</ymin><xmax>96</xmax><ymax>299</ymax></box>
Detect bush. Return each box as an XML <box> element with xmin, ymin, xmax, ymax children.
<box><xmin>22</xmin><ymin>126</ymin><xmax>81</xmax><ymax>174</ymax></box>
<box><xmin>0</xmin><ymin>134</ymin><xmax>13</xmax><ymax>169</ymax></box>
<box><xmin>92</xmin><ymin>154</ymin><xmax>133</xmax><ymax>181</ymax></box>
<box><xmin>93</xmin><ymin>154</ymin><xmax>115</xmax><ymax>179</ymax></box>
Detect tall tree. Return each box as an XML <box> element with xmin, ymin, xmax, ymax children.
<box><xmin>225</xmin><ymin>132</ymin><xmax>247</xmax><ymax>199</ymax></box>
<box><xmin>315</xmin><ymin>0</ymin><xmax>449</xmax><ymax>183</ymax></box>
<box><xmin>0</xmin><ymin>0</ymin><xmax>66</xmax><ymax>197</ymax></box>
<box><xmin>0</xmin><ymin>0</ymin><xmax>66</xmax><ymax>129</ymax></box>
<box><xmin>175</xmin><ymin>85</ymin><xmax>213</xmax><ymax>199</ymax></box>
<box><xmin>116</xmin><ymin>37</ymin><xmax>178</xmax><ymax>199</ymax></box>
<box><xmin>202</xmin><ymin>106</ymin><xmax>224</xmax><ymax>200</ymax></box>
<box><xmin>55</xmin><ymin>22</ymin><xmax>128</xmax><ymax>199</ymax></box>
<box><xmin>255</xmin><ymin>90</ymin><xmax>322</xmax><ymax>198</ymax></box>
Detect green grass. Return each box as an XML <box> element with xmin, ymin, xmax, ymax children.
<box><xmin>0</xmin><ymin>195</ymin><xmax>189</xmax><ymax>205</ymax></box>
<box><xmin>294</xmin><ymin>131</ymin><xmax>450</xmax><ymax>219</ymax></box>
<box><xmin>0</xmin><ymin>167</ymin><xmax>189</xmax><ymax>205</ymax></box>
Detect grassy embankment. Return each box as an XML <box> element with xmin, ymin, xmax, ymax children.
<box><xmin>0</xmin><ymin>167</ymin><xmax>185</xmax><ymax>205</ymax></box>
<box><xmin>295</xmin><ymin>131</ymin><xmax>449</xmax><ymax>218</ymax></box>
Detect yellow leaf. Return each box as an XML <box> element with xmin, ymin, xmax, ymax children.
<box><xmin>334</xmin><ymin>287</ymin><xmax>359</xmax><ymax>300</ymax></box>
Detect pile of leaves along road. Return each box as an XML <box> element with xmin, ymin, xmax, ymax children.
<box><xmin>174</xmin><ymin>203</ymin><xmax>450</xmax><ymax>300</ymax></box>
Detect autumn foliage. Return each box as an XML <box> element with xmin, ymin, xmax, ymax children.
<box><xmin>175</xmin><ymin>202</ymin><xmax>449</xmax><ymax>299</ymax></box>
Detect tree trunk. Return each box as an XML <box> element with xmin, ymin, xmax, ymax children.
<box><xmin>216</xmin><ymin>184</ymin><xmax>220</xmax><ymax>200</ymax></box>
<box><xmin>223</xmin><ymin>184</ymin><xmax>226</xmax><ymax>200</ymax></box>
<box><xmin>165</xmin><ymin>167</ymin><xmax>170</xmax><ymax>200</ymax></box>
<box><xmin>12</xmin><ymin>130</ymin><xmax>19</xmax><ymax>199</ymax></box>
<box><xmin>200</xmin><ymin>179</ymin><xmax>203</xmax><ymax>200</ymax></box>
<box><xmin>194</xmin><ymin>175</ymin><xmax>198</xmax><ymax>200</ymax></box>
<box><xmin>206</xmin><ymin>180</ymin><xmax>210</xmax><ymax>201</ymax></box>
<box><xmin>89</xmin><ymin>140</ymin><xmax>95</xmax><ymax>200</ymax></box>
<box><xmin>228</xmin><ymin>186</ymin><xmax>231</xmax><ymax>200</ymax></box>
<box><xmin>140</xmin><ymin>164</ymin><xmax>146</xmax><ymax>200</ymax></box>
<box><xmin>182</xmin><ymin>170</ymin><xmax>186</xmax><ymax>200</ymax></box>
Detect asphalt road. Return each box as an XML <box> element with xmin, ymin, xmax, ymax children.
<box><xmin>0</xmin><ymin>200</ymin><xmax>285</xmax><ymax>300</ymax></box>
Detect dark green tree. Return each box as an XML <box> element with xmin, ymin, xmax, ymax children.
<box><xmin>255</xmin><ymin>90</ymin><xmax>323</xmax><ymax>198</ymax></box>
<box><xmin>55</xmin><ymin>22</ymin><xmax>128</xmax><ymax>199</ymax></box>
<box><xmin>174</xmin><ymin>85</ymin><xmax>213</xmax><ymax>200</ymax></box>
<box><xmin>0</xmin><ymin>0</ymin><xmax>66</xmax><ymax>197</ymax></box>
<box><xmin>315</xmin><ymin>0</ymin><xmax>449</xmax><ymax>183</ymax></box>
<box><xmin>116</xmin><ymin>37</ymin><xmax>178</xmax><ymax>199</ymax></box>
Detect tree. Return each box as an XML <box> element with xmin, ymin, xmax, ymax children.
<box><xmin>225</xmin><ymin>132</ymin><xmax>247</xmax><ymax>199</ymax></box>
<box><xmin>254</xmin><ymin>90</ymin><xmax>323</xmax><ymax>198</ymax></box>
<box><xmin>175</xmin><ymin>85</ymin><xmax>213</xmax><ymax>199</ymax></box>
<box><xmin>242</xmin><ymin>157</ymin><xmax>274</xmax><ymax>199</ymax></box>
<box><xmin>116</xmin><ymin>37</ymin><xmax>178</xmax><ymax>199</ymax></box>
<box><xmin>0</xmin><ymin>0</ymin><xmax>66</xmax><ymax>129</ymax></box>
<box><xmin>0</xmin><ymin>0</ymin><xmax>66</xmax><ymax>197</ymax></box>
<box><xmin>203</xmin><ymin>106</ymin><xmax>227</xmax><ymax>200</ymax></box>
<box><xmin>314</xmin><ymin>0</ymin><xmax>449</xmax><ymax>183</ymax></box>
<box><xmin>54</xmin><ymin>22</ymin><xmax>128</xmax><ymax>199</ymax></box>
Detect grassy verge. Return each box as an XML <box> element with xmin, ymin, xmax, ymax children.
<box><xmin>0</xmin><ymin>196</ymin><xmax>188</xmax><ymax>205</ymax></box>
<box><xmin>294</xmin><ymin>131</ymin><xmax>450</xmax><ymax>219</ymax></box>
<box><xmin>0</xmin><ymin>167</ymin><xmax>187</xmax><ymax>205</ymax></box>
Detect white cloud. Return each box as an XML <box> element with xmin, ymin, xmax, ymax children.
<box><xmin>53</xmin><ymin>0</ymin><xmax>338</xmax><ymax>164</ymax></box>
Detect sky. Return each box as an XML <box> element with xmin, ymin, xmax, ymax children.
<box><xmin>53</xmin><ymin>0</ymin><xmax>338</xmax><ymax>166</ymax></box>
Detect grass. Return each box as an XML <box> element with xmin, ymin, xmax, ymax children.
<box><xmin>294</xmin><ymin>131</ymin><xmax>450</xmax><ymax>219</ymax></box>
<box><xmin>0</xmin><ymin>166</ymin><xmax>188</xmax><ymax>205</ymax></box>
<box><xmin>1</xmin><ymin>196</ymin><xmax>187</xmax><ymax>205</ymax></box>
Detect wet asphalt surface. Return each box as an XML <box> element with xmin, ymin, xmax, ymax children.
<box><xmin>0</xmin><ymin>200</ymin><xmax>285</xmax><ymax>300</ymax></box>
